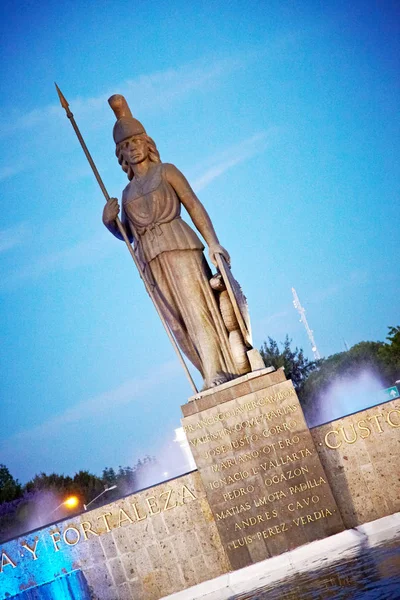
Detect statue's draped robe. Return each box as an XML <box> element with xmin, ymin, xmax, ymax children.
<box><xmin>122</xmin><ymin>163</ymin><xmax>237</xmax><ymax>386</ymax></box>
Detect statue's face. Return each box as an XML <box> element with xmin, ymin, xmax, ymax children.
<box><xmin>119</xmin><ymin>135</ymin><xmax>148</xmax><ymax>165</ymax></box>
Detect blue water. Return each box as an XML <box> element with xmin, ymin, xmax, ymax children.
<box><xmin>229</xmin><ymin>537</ymin><xmax>400</xmax><ymax>599</ymax></box>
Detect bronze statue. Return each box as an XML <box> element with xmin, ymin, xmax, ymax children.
<box><xmin>102</xmin><ymin>95</ymin><xmax>262</xmax><ymax>389</ymax></box>
<box><xmin>55</xmin><ymin>85</ymin><xmax>263</xmax><ymax>391</ymax></box>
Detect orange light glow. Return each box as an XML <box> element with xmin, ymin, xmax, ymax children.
<box><xmin>64</xmin><ymin>496</ymin><xmax>79</xmax><ymax>509</ymax></box>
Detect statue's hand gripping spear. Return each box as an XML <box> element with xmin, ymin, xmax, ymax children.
<box><xmin>55</xmin><ymin>84</ymin><xmax>198</xmax><ymax>394</ymax></box>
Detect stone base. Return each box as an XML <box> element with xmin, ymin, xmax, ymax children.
<box><xmin>162</xmin><ymin>513</ymin><xmax>400</xmax><ymax>600</ymax></box>
<box><xmin>181</xmin><ymin>369</ymin><xmax>344</xmax><ymax>570</ymax></box>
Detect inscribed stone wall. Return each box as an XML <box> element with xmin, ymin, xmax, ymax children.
<box><xmin>182</xmin><ymin>369</ymin><xmax>344</xmax><ymax>570</ymax></box>
<box><xmin>2</xmin><ymin>389</ymin><xmax>400</xmax><ymax>600</ymax></box>
<box><xmin>0</xmin><ymin>472</ymin><xmax>230</xmax><ymax>600</ymax></box>
<box><xmin>311</xmin><ymin>398</ymin><xmax>400</xmax><ymax>528</ymax></box>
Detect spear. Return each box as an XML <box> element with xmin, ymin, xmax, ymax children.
<box><xmin>55</xmin><ymin>83</ymin><xmax>198</xmax><ymax>394</ymax></box>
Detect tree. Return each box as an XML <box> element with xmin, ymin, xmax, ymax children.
<box><xmin>0</xmin><ymin>456</ymin><xmax>158</xmax><ymax>542</ymax></box>
<box><xmin>25</xmin><ymin>472</ymin><xmax>73</xmax><ymax>494</ymax></box>
<box><xmin>102</xmin><ymin>467</ymin><xmax>117</xmax><ymax>488</ymax></box>
<box><xmin>0</xmin><ymin>465</ymin><xmax>22</xmax><ymax>503</ymax></box>
<box><xmin>259</xmin><ymin>327</ymin><xmax>400</xmax><ymax>421</ymax></box>
<box><xmin>300</xmin><ymin>332</ymin><xmax>400</xmax><ymax>411</ymax></box>
<box><xmin>24</xmin><ymin>470</ymin><xmax>106</xmax><ymax>505</ymax></box>
<box><xmin>260</xmin><ymin>335</ymin><xmax>318</xmax><ymax>390</ymax></box>
<box><xmin>378</xmin><ymin>325</ymin><xmax>400</xmax><ymax>375</ymax></box>
<box><xmin>72</xmin><ymin>470</ymin><xmax>105</xmax><ymax>504</ymax></box>
<box><xmin>103</xmin><ymin>456</ymin><xmax>158</xmax><ymax>496</ymax></box>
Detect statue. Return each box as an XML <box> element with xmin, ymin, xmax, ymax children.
<box><xmin>102</xmin><ymin>95</ymin><xmax>263</xmax><ymax>390</ymax></box>
<box><xmin>55</xmin><ymin>84</ymin><xmax>263</xmax><ymax>392</ymax></box>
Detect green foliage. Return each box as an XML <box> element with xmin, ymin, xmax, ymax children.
<box><xmin>103</xmin><ymin>456</ymin><xmax>157</xmax><ymax>496</ymax></box>
<box><xmin>300</xmin><ymin>329</ymin><xmax>400</xmax><ymax>409</ymax></box>
<box><xmin>0</xmin><ymin>456</ymin><xmax>158</xmax><ymax>541</ymax></box>
<box><xmin>72</xmin><ymin>471</ymin><xmax>105</xmax><ymax>504</ymax></box>
<box><xmin>25</xmin><ymin>472</ymin><xmax>73</xmax><ymax>494</ymax></box>
<box><xmin>260</xmin><ymin>327</ymin><xmax>400</xmax><ymax>412</ymax></box>
<box><xmin>0</xmin><ymin>465</ymin><xmax>22</xmax><ymax>503</ymax></box>
<box><xmin>378</xmin><ymin>325</ymin><xmax>400</xmax><ymax>373</ymax></box>
<box><xmin>260</xmin><ymin>335</ymin><xmax>318</xmax><ymax>390</ymax></box>
<box><xmin>2</xmin><ymin>328</ymin><xmax>397</xmax><ymax>541</ymax></box>
<box><xmin>24</xmin><ymin>470</ymin><xmax>104</xmax><ymax>505</ymax></box>
<box><xmin>102</xmin><ymin>467</ymin><xmax>117</xmax><ymax>487</ymax></box>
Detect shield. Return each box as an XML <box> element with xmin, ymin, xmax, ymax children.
<box><xmin>216</xmin><ymin>254</ymin><xmax>253</xmax><ymax>348</ymax></box>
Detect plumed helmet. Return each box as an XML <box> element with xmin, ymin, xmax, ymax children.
<box><xmin>108</xmin><ymin>94</ymin><xmax>146</xmax><ymax>144</ymax></box>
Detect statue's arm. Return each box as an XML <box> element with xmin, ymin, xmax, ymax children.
<box><xmin>165</xmin><ymin>164</ymin><xmax>230</xmax><ymax>266</ymax></box>
<box><xmin>102</xmin><ymin>196</ymin><xmax>134</xmax><ymax>244</ymax></box>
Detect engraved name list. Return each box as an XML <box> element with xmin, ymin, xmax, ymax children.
<box><xmin>182</xmin><ymin>378</ymin><xmax>344</xmax><ymax>569</ymax></box>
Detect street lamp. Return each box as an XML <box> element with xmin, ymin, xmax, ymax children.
<box><xmin>64</xmin><ymin>496</ymin><xmax>79</xmax><ymax>509</ymax></box>
<box><xmin>49</xmin><ymin>495</ymin><xmax>79</xmax><ymax>517</ymax></box>
<box><xmin>84</xmin><ymin>485</ymin><xmax>117</xmax><ymax>511</ymax></box>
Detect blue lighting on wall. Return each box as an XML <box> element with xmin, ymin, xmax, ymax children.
<box><xmin>0</xmin><ymin>526</ymin><xmax>89</xmax><ymax>599</ymax></box>
<box><xmin>7</xmin><ymin>570</ymin><xmax>91</xmax><ymax>599</ymax></box>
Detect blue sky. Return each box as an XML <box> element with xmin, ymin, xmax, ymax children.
<box><xmin>0</xmin><ymin>0</ymin><xmax>399</xmax><ymax>484</ymax></box>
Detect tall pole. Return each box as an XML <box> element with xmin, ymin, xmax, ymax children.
<box><xmin>55</xmin><ymin>84</ymin><xmax>198</xmax><ymax>394</ymax></box>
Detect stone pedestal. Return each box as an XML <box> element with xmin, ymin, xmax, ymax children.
<box><xmin>181</xmin><ymin>368</ymin><xmax>344</xmax><ymax>570</ymax></box>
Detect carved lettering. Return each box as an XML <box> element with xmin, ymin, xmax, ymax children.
<box><xmin>186</xmin><ymin>389</ymin><xmax>296</xmax><ymax>438</ymax></box>
<box><xmin>254</xmin><ymin>490</ymin><xmax>286</xmax><ymax>507</ymax></box>
<box><xmin>230</xmin><ymin>434</ymin><xmax>260</xmax><ymax>450</ymax></box>
<box><xmin>264</xmin><ymin>466</ymin><xmax>309</xmax><ymax>486</ymax></box>
<box><xmin>0</xmin><ymin>551</ymin><xmax>17</xmax><ymax>572</ymax></box>
<box><xmin>234</xmin><ymin>511</ymin><xmax>278</xmax><ymax>530</ymax></box>
<box><xmin>63</xmin><ymin>526</ymin><xmax>80</xmax><ymax>546</ymax></box>
<box><xmin>210</xmin><ymin>470</ymin><xmax>250</xmax><ymax>489</ymax></box>
<box><xmin>21</xmin><ymin>538</ymin><xmax>39</xmax><ymax>561</ymax></box>
<box><xmin>118</xmin><ymin>508</ymin><xmax>134</xmax><ymax>527</ymax></box>
<box><xmin>259</xmin><ymin>448</ymin><xmax>312</xmax><ymax>472</ymax></box>
<box><xmin>293</xmin><ymin>508</ymin><xmax>333</xmax><ymax>526</ymax></box>
<box><xmin>387</xmin><ymin>409</ymin><xmax>400</xmax><ymax>427</ymax></box>
<box><xmin>324</xmin><ymin>430</ymin><xmax>341</xmax><ymax>449</ymax></box>
<box><xmin>97</xmin><ymin>512</ymin><xmax>112</xmax><ymax>532</ymax></box>
<box><xmin>216</xmin><ymin>502</ymin><xmax>251</xmax><ymax>520</ymax></box>
<box><xmin>204</xmin><ymin>444</ymin><xmax>229</xmax><ymax>459</ymax></box>
<box><xmin>222</xmin><ymin>485</ymin><xmax>255</xmax><ymax>501</ymax></box>
<box><xmin>145</xmin><ymin>497</ymin><xmax>160</xmax><ymax>516</ymax></box>
<box><xmin>181</xmin><ymin>484</ymin><xmax>197</xmax><ymax>503</ymax></box>
<box><xmin>262</xmin><ymin>420</ymin><xmax>297</xmax><ymax>438</ymax></box>
<box><xmin>289</xmin><ymin>478</ymin><xmax>326</xmax><ymax>495</ymax></box>
<box><xmin>211</xmin><ymin>437</ymin><xmax>303</xmax><ymax>471</ymax></box>
<box><xmin>227</xmin><ymin>535</ymin><xmax>253</xmax><ymax>550</ymax></box>
<box><xmin>367</xmin><ymin>414</ymin><xmax>384</xmax><ymax>433</ymax></box>
<box><xmin>49</xmin><ymin>530</ymin><xmax>61</xmax><ymax>552</ymax></box>
<box><xmin>131</xmin><ymin>502</ymin><xmax>147</xmax><ymax>522</ymax></box>
<box><xmin>340</xmin><ymin>425</ymin><xmax>357</xmax><ymax>444</ymax></box>
<box><xmin>324</xmin><ymin>407</ymin><xmax>400</xmax><ymax>448</ymax></box>
<box><xmin>189</xmin><ymin>406</ymin><xmax>298</xmax><ymax>446</ymax></box>
<box><xmin>81</xmin><ymin>521</ymin><xmax>99</xmax><ymax>540</ymax></box>
<box><xmin>287</xmin><ymin>496</ymin><xmax>319</xmax><ymax>511</ymax></box>
<box><xmin>357</xmin><ymin>419</ymin><xmax>371</xmax><ymax>438</ymax></box>
<box><xmin>255</xmin><ymin>523</ymin><xmax>288</xmax><ymax>540</ymax></box>
<box><xmin>159</xmin><ymin>488</ymin><xmax>177</xmax><ymax>511</ymax></box>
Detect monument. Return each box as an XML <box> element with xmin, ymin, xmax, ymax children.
<box><xmin>1</xmin><ymin>89</ymin><xmax>394</xmax><ymax>599</ymax></box>
<box><xmin>102</xmin><ymin>93</ymin><xmax>264</xmax><ymax>392</ymax></box>
<box><xmin>181</xmin><ymin>370</ymin><xmax>344</xmax><ymax>570</ymax></box>
<box><xmin>100</xmin><ymin>93</ymin><xmax>344</xmax><ymax>568</ymax></box>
